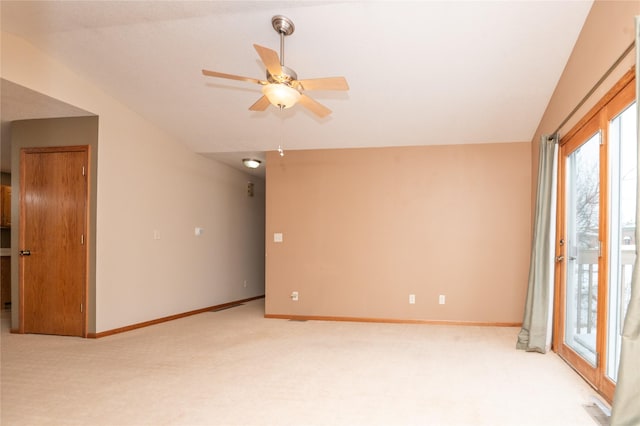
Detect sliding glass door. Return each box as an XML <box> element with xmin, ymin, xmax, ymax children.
<box><xmin>605</xmin><ymin>99</ymin><xmax>637</xmax><ymax>389</ymax></box>
<box><xmin>555</xmin><ymin>74</ymin><xmax>636</xmax><ymax>402</ymax></box>
<box><xmin>563</xmin><ymin>128</ymin><xmax>601</xmax><ymax>370</ymax></box>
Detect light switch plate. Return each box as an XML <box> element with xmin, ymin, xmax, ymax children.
<box><xmin>274</xmin><ymin>232</ymin><xmax>283</xmax><ymax>243</ymax></box>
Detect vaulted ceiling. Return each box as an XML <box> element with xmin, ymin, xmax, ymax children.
<box><xmin>1</xmin><ymin>1</ymin><xmax>593</xmax><ymax>174</ymax></box>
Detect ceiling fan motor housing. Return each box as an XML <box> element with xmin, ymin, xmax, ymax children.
<box><xmin>266</xmin><ymin>66</ymin><xmax>298</xmax><ymax>86</ymax></box>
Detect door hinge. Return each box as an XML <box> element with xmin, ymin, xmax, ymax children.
<box><xmin>596</xmin><ymin>353</ymin><xmax>600</xmax><ymax>367</ymax></box>
<box><xmin>82</xmin><ymin>166</ymin><xmax>86</xmax><ymax>176</ymax></box>
<box><xmin>598</xmin><ymin>240</ymin><xmax>602</xmax><ymax>258</ymax></box>
<box><xmin>81</xmin><ymin>234</ymin><xmax>85</xmax><ymax>245</ymax></box>
<box><xmin>80</xmin><ymin>303</ymin><xmax>84</xmax><ymax>313</ymax></box>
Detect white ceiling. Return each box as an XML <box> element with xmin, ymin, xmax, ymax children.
<box><xmin>1</xmin><ymin>1</ymin><xmax>593</xmax><ymax>175</ymax></box>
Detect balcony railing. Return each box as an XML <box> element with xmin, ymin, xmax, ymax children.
<box><xmin>572</xmin><ymin>245</ymin><xmax>634</xmax><ymax>354</ymax></box>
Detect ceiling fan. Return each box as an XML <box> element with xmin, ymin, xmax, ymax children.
<box><xmin>202</xmin><ymin>15</ymin><xmax>349</xmax><ymax>118</ymax></box>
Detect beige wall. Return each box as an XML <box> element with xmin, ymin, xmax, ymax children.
<box><xmin>266</xmin><ymin>143</ymin><xmax>531</xmax><ymax>323</ymax></box>
<box><xmin>531</xmin><ymin>0</ymin><xmax>639</xmax><ymax>174</ymax></box>
<box><xmin>2</xmin><ymin>32</ymin><xmax>265</xmax><ymax>333</ymax></box>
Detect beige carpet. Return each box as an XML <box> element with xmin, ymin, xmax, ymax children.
<box><xmin>1</xmin><ymin>300</ymin><xmax>602</xmax><ymax>425</ymax></box>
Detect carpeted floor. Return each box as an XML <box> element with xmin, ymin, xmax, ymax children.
<box><xmin>1</xmin><ymin>299</ymin><xmax>603</xmax><ymax>425</ymax></box>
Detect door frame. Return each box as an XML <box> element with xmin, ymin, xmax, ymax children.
<box><xmin>18</xmin><ymin>145</ymin><xmax>90</xmax><ymax>337</ymax></box>
<box><xmin>553</xmin><ymin>68</ymin><xmax>636</xmax><ymax>403</ymax></box>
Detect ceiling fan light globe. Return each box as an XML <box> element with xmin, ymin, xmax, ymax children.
<box><xmin>262</xmin><ymin>83</ymin><xmax>301</xmax><ymax>109</ymax></box>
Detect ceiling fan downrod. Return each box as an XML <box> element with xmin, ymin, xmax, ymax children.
<box><xmin>271</xmin><ymin>15</ymin><xmax>294</xmax><ymax>67</ymax></box>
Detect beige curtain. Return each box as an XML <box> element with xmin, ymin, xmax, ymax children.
<box><xmin>611</xmin><ymin>17</ymin><xmax>640</xmax><ymax>425</ymax></box>
<box><xmin>516</xmin><ymin>135</ymin><xmax>557</xmax><ymax>353</ymax></box>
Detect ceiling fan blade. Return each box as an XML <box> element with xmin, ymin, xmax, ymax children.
<box><xmin>202</xmin><ymin>69</ymin><xmax>265</xmax><ymax>85</ymax></box>
<box><xmin>253</xmin><ymin>44</ymin><xmax>283</xmax><ymax>77</ymax></box>
<box><xmin>298</xmin><ymin>94</ymin><xmax>331</xmax><ymax>118</ymax></box>
<box><xmin>249</xmin><ymin>96</ymin><xmax>271</xmax><ymax>112</ymax></box>
<box><xmin>298</xmin><ymin>77</ymin><xmax>349</xmax><ymax>91</ymax></box>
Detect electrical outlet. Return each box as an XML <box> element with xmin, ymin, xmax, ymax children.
<box><xmin>439</xmin><ymin>295</ymin><xmax>446</xmax><ymax>305</ymax></box>
<box><xmin>291</xmin><ymin>291</ymin><xmax>299</xmax><ymax>301</ymax></box>
<box><xmin>409</xmin><ymin>294</ymin><xmax>416</xmax><ymax>304</ymax></box>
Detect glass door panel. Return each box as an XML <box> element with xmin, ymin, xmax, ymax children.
<box><xmin>565</xmin><ymin>132</ymin><xmax>601</xmax><ymax>366</ymax></box>
<box><xmin>607</xmin><ymin>101</ymin><xmax>637</xmax><ymax>382</ymax></box>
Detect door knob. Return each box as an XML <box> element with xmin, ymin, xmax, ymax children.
<box><xmin>19</xmin><ymin>249</ymin><xmax>31</xmax><ymax>256</ymax></box>
<box><xmin>556</xmin><ymin>255</ymin><xmax>564</xmax><ymax>262</ymax></box>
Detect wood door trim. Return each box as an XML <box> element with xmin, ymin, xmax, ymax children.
<box><xmin>19</xmin><ymin>146</ymin><xmax>89</xmax><ymax>154</ymax></box>
<box><xmin>596</xmin><ymin>107</ymin><xmax>610</xmax><ymax>395</ymax></box>
<box><xmin>83</xmin><ymin>146</ymin><xmax>91</xmax><ymax>337</ymax></box>
<box><xmin>560</xmin><ymin>66</ymin><xmax>635</xmax><ymax>144</ymax></box>
<box><xmin>552</xmin><ymin>142</ymin><xmax>566</xmax><ymax>353</ymax></box>
<box><xmin>19</xmin><ymin>145</ymin><xmax>90</xmax><ymax>337</ymax></box>
<box><xmin>557</xmin><ymin>343</ymin><xmax>598</xmax><ymax>385</ymax></box>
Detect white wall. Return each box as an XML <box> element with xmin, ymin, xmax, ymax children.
<box><xmin>2</xmin><ymin>32</ymin><xmax>265</xmax><ymax>333</ymax></box>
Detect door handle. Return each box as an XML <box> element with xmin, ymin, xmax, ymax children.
<box><xmin>19</xmin><ymin>249</ymin><xmax>31</xmax><ymax>256</ymax></box>
<box><xmin>556</xmin><ymin>255</ymin><xmax>564</xmax><ymax>262</ymax></box>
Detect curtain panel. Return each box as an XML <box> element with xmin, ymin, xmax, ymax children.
<box><xmin>517</xmin><ymin>135</ymin><xmax>558</xmax><ymax>353</ymax></box>
<box><xmin>611</xmin><ymin>16</ymin><xmax>640</xmax><ymax>426</ymax></box>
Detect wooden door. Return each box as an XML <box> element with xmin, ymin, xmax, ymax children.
<box><xmin>19</xmin><ymin>146</ymin><xmax>88</xmax><ymax>337</ymax></box>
